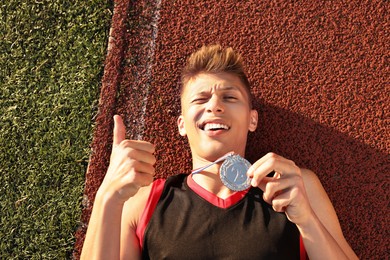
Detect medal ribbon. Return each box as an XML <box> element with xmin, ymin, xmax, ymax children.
<box><xmin>191</xmin><ymin>151</ymin><xmax>234</xmax><ymax>174</ymax></box>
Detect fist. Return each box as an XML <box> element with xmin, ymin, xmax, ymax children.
<box><xmin>99</xmin><ymin>115</ymin><xmax>156</xmax><ymax>203</ymax></box>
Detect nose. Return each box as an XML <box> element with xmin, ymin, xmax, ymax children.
<box><xmin>206</xmin><ymin>95</ymin><xmax>224</xmax><ymax>113</ymax></box>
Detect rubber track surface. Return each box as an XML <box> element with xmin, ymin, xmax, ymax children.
<box><xmin>74</xmin><ymin>1</ymin><xmax>389</xmax><ymax>258</ymax></box>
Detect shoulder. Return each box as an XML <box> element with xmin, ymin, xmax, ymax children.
<box><xmin>122</xmin><ymin>177</ymin><xmax>173</xmax><ymax>229</ymax></box>
<box><xmin>122</xmin><ymin>182</ymin><xmax>154</xmax><ymax>229</ymax></box>
<box><xmin>119</xmin><ymin>181</ymin><xmax>163</xmax><ymax>259</ymax></box>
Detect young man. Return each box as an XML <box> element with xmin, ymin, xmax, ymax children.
<box><xmin>81</xmin><ymin>45</ymin><xmax>358</xmax><ymax>259</ymax></box>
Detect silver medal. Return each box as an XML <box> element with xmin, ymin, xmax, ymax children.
<box><xmin>220</xmin><ymin>154</ymin><xmax>252</xmax><ymax>191</ymax></box>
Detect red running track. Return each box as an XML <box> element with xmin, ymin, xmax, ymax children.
<box><xmin>74</xmin><ymin>0</ymin><xmax>389</xmax><ymax>258</ymax></box>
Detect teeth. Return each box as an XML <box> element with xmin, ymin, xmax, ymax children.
<box><xmin>204</xmin><ymin>123</ymin><xmax>229</xmax><ymax>131</ymax></box>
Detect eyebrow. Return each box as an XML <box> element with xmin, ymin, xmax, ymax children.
<box><xmin>196</xmin><ymin>85</ymin><xmax>241</xmax><ymax>95</ymax></box>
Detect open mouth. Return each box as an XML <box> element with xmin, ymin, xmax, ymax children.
<box><xmin>200</xmin><ymin>122</ymin><xmax>230</xmax><ymax>131</ymax></box>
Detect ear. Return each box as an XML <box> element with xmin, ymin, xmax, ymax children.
<box><xmin>177</xmin><ymin>115</ymin><xmax>187</xmax><ymax>136</ymax></box>
<box><xmin>248</xmin><ymin>109</ymin><xmax>258</xmax><ymax>132</ymax></box>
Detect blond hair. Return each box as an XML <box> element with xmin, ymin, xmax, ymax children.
<box><xmin>181</xmin><ymin>44</ymin><xmax>252</xmax><ymax>106</ymax></box>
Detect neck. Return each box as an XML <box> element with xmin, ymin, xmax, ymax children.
<box><xmin>191</xmin><ymin>162</ymin><xmax>235</xmax><ymax>199</ymax></box>
<box><xmin>191</xmin><ymin>151</ymin><xmax>248</xmax><ymax>198</ymax></box>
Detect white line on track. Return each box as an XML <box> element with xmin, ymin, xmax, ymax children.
<box><xmin>136</xmin><ymin>0</ymin><xmax>162</xmax><ymax>140</ymax></box>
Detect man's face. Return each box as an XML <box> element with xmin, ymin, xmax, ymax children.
<box><xmin>177</xmin><ymin>72</ymin><xmax>258</xmax><ymax>162</ymax></box>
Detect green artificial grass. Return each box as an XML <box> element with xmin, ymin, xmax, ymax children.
<box><xmin>0</xmin><ymin>1</ymin><xmax>112</xmax><ymax>258</ymax></box>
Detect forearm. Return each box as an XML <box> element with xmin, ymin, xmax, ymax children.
<box><xmin>81</xmin><ymin>192</ymin><xmax>124</xmax><ymax>260</ymax></box>
<box><xmin>298</xmin><ymin>212</ymin><xmax>358</xmax><ymax>260</ymax></box>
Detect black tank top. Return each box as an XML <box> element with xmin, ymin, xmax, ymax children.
<box><xmin>140</xmin><ymin>174</ymin><xmax>303</xmax><ymax>259</ymax></box>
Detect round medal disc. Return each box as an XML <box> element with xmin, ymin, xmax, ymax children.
<box><xmin>220</xmin><ymin>154</ymin><xmax>252</xmax><ymax>191</ymax></box>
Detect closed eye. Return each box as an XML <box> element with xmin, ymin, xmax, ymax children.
<box><xmin>191</xmin><ymin>97</ymin><xmax>209</xmax><ymax>104</ymax></box>
<box><xmin>224</xmin><ymin>96</ymin><xmax>238</xmax><ymax>101</ymax></box>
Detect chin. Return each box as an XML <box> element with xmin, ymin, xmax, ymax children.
<box><xmin>196</xmin><ymin>145</ymin><xmax>232</xmax><ymax>161</ymax></box>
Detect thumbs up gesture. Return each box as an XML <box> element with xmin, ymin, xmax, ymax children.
<box><xmin>98</xmin><ymin>115</ymin><xmax>156</xmax><ymax>204</ymax></box>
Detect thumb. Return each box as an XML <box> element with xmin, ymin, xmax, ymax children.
<box><xmin>113</xmin><ymin>115</ymin><xmax>126</xmax><ymax>145</ymax></box>
<box><xmin>253</xmin><ymin>176</ymin><xmax>272</xmax><ymax>191</ymax></box>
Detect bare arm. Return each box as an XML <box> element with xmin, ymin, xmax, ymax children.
<box><xmin>247</xmin><ymin>153</ymin><xmax>358</xmax><ymax>260</ymax></box>
<box><xmin>81</xmin><ymin>115</ymin><xmax>155</xmax><ymax>260</ymax></box>
<box><xmin>120</xmin><ymin>185</ymin><xmax>152</xmax><ymax>259</ymax></box>
<box><xmin>300</xmin><ymin>169</ymin><xmax>358</xmax><ymax>259</ymax></box>
<box><xmin>81</xmin><ymin>190</ymin><xmax>125</xmax><ymax>259</ymax></box>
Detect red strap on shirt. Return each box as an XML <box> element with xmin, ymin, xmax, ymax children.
<box><xmin>300</xmin><ymin>235</ymin><xmax>309</xmax><ymax>260</ymax></box>
<box><xmin>136</xmin><ymin>179</ymin><xmax>165</xmax><ymax>249</ymax></box>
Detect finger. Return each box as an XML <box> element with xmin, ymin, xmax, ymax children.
<box><xmin>132</xmin><ymin>160</ymin><xmax>156</xmax><ymax>176</ymax></box>
<box><xmin>256</xmin><ymin>176</ymin><xmax>273</xmax><ymax>191</ymax></box>
<box><xmin>248</xmin><ymin>153</ymin><xmax>297</xmax><ymax>177</ymax></box>
<box><xmin>122</xmin><ymin>147</ymin><xmax>156</xmax><ymax>165</ymax></box>
<box><xmin>113</xmin><ymin>115</ymin><xmax>126</xmax><ymax>146</ymax></box>
<box><xmin>120</xmin><ymin>159</ymin><xmax>156</xmax><ymax>176</ymax></box>
<box><xmin>247</xmin><ymin>152</ymin><xmax>277</xmax><ymax>177</ymax></box>
<box><xmin>122</xmin><ymin>171</ymin><xmax>154</xmax><ymax>189</ymax></box>
<box><xmin>250</xmin><ymin>158</ymin><xmax>279</xmax><ymax>187</ymax></box>
<box><xmin>119</xmin><ymin>139</ymin><xmax>156</xmax><ymax>154</ymax></box>
<box><xmin>271</xmin><ymin>191</ymin><xmax>292</xmax><ymax>213</ymax></box>
<box><xmin>250</xmin><ymin>156</ymin><xmax>299</xmax><ymax>187</ymax></box>
<box><xmin>256</xmin><ymin>171</ymin><xmax>281</xmax><ymax>189</ymax></box>
<box><xmin>262</xmin><ymin>177</ymin><xmax>293</xmax><ymax>204</ymax></box>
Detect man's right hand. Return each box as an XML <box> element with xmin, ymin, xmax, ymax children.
<box><xmin>98</xmin><ymin>115</ymin><xmax>156</xmax><ymax>204</ymax></box>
